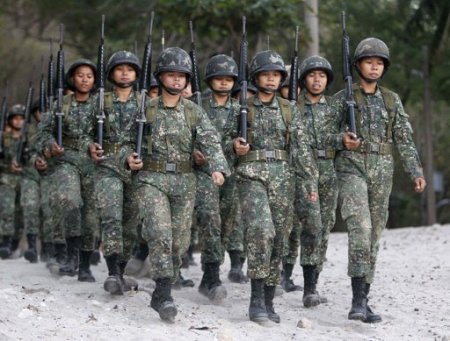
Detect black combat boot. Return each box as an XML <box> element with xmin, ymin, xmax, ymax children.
<box><xmin>228</xmin><ymin>250</ymin><xmax>248</xmax><ymax>283</ymax></box>
<box><xmin>151</xmin><ymin>278</ymin><xmax>177</xmax><ymax>323</ymax></box>
<box><xmin>264</xmin><ymin>285</ymin><xmax>280</xmax><ymax>323</ymax></box>
<box><xmin>172</xmin><ymin>270</ymin><xmax>194</xmax><ymax>289</ymax></box>
<box><xmin>281</xmin><ymin>262</ymin><xmax>303</xmax><ymax>292</ymax></box>
<box><xmin>199</xmin><ymin>262</ymin><xmax>227</xmax><ymax>303</ymax></box>
<box><xmin>348</xmin><ymin>277</ymin><xmax>368</xmax><ymax>321</ymax></box>
<box><xmin>119</xmin><ymin>261</ymin><xmax>138</xmax><ymax>291</ymax></box>
<box><xmin>78</xmin><ymin>250</ymin><xmax>95</xmax><ymax>282</ymax></box>
<box><xmin>24</xmin><ymin>234</ymin><xmax>38</xmax><ymax>263</ymax></box>
<box><xmin>124</xmin><ymin>242</ymin><xmax>149</xmax><ymax>277</ymax></box>
<box><xmin>89</xmin><ymin>239</ymin><xmax>102</xmax><ymax>266</ymax></box>
<box><xmin>104</xmin><ymin>253</ymin><xmax>124</xmax><ymax>295</ymax></box>
<box><xmin>315</xmin><ymin>270</ymin><xmax>328</xmax><ymax>303</ymax></box>
<box><xmin>0</xmin><ymin>236</ymin><xmax>13</xmax><ymax>259</ymax></box>
<box><xmin>249</xmin><ymin>278</ymin><xmax>269</xmax><ymax>323</ymax></box>
<box><xmin>59</xmin><ymin>236</ymin><xmax>81</xmax><ymax>276</ymax></box>
<box><xmin>48</xmin><ymin>243</ymin><xmax>67</xmax><ymax>275</ymax></box>
<box><xmin>40</xmin><ymin>242</ymin><xmax>54</xmax><ymax>263</ymax></box>
<box><xmin>364</xmin><ymin>283</ymin><xmax>382</xmax><ymax>323</ymax></box>
<box><xmin>302</xmin><ymin>265</ymin><xmax>321</xmax><ymax>307</ymax></box>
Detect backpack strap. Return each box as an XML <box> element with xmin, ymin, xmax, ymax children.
<box><xmin>277</xmin><ymin>97</ymin><xmax>292</xmax><ymax>146</ymax></box>
<box><xmin>378</xmin><ymin>86</ymin><xmax>396</xmax><ymax>142</ymax></box>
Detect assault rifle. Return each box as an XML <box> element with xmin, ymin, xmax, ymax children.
<box><xmin>238</xmin><ymin>16</ymin><xmax>248</xmax><ymax>143</ymax></box>
<box><xmin>15</xmin><ymin>81</ymin><xmax>34</xmax><ymax>166</ymax></box>
<box><xmin>55</xmin><ymin>24</ymin><xmax>65</xmax><ymax>147</ymax></box>
<box><xmin>341</xmin><ymin>11</ymin><xmax>357</xmax><ymax>136</ymax></box>
<box><xmin>47</xmin><ymin>39</ymin><xmax>55</xmax><ymax>112</ymax></box>
<box><xmin>39</xmin><ymin>56</ymin><xmax>47</xmax><ymax>113</ymax></box>
<box><xmin>288</xmin><ymin>26</ymin><xmax>299</xmax><ymax>104</ymax></box>
<box><xmin>135</xmin><ymin>11</ymin><xmax>154</xmax><ymax>159</ymax></box>
<box><xmin>0</xmin><ymin>82</ymin><xmax>8</xmax><ymax>158</ymax></box>
<box><xmin>96</xmin><ymin>14</ymin><xmax>106</xmax><ymax>147</ymax></box>
<box><xmin>189</xmin><ymin>20</ymin><xmax>202</xmax><ymax>107</ymax></box>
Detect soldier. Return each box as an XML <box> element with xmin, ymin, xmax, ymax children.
<box><xmin>292</xmin><ymin>56</ymin><xmax>339</xmax><ymax>307</ymax></box>
<box><xmin>37</xmin><ymin>59</ymin><xmax>98</xmax><ymax>282</ymax></box>
<box><xmin>131</xmin><ymin>47</ymin><xmax>229</xmax><ymax>323</ymax></box>
<box><xmin>0</xmin><ymin>105</ymin><xmax>25</xmax><ymax>259</ymax></box>
<box><xmin>193</xmin><ymin>54</ymin><xmax>241</xmax><ymax>302</ymax></box>
<box><xmin>88</xmin><ymin>51</ymin><xmax>141</xmax><ymax>294</ymax></box>
<box><xmin>331</xmin><ymin>38</ymin><xmax>426</xmax><ymax>322</ymax></box>
<box><xmin>230</xmin><ymin>50</ymin><xmax>317</xmax><ymax>324</ymax></box>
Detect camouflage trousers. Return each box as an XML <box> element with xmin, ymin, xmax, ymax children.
<box><xmin>50</xmin><ymin>158</ymin><xmax>98</xmax><ymax>251</ymax></box>
<box><xmin>0</xmin><ymin>173</ymin><xmax>20</xmax><ymax>237</ymax></box>
<box><xmin>136</xmin><ymin>171</ymin><xmax>196</xmax><ymax>282</ymax></box>
<box><xmin>39</xmin><ymin>171</ymin><xmax>62</xmax><ymax>243</ymax></box>
<box><xmin>237</xmin><ymin>168</ymin><xmax>294</xmax><ymax>286</ymax></box>
<box><xmin>20</xmin><ymin>176</ymin><xmax>40</xmax><ymax>236</ymax></box>
<box><xmin>337</xmin><ymin>154</ymin><xmax>393</xmax><ymax>283</ymax></box>
<box><xmin>195</xmin><ymin>170</ymin><xmax>223</xmax><ymax>265</ymax></box>
<box><xmin>95</xmin><ymin>167</ymin><xmax>135</xmax><ymax>261</ymax></box>
<box><xmin>286</xmin><ymin>160</ymin><xmax>338</xmax><ymax>271</ymax></box>
<box><xmin>221</xmin><ymin>173</ymin><xmax>244</xmax><ymax>253</ymax></box>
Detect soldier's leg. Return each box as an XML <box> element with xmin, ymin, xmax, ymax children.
<box><xmin>0</xmin><ymin>178</ymin><xmax>17</xmax><ymax>259</ymax></box>
<box><xmin>338</xmin><ymin>172</ymin><xmax>372</xmax><ymax>321</ymax></box>
<box><xmin>21</xmin><ymin>177</ymin><xmax>40</xmax><ymax>263</ymax></box>
<box><xmin>39</xmin><ymin>174</ymin><xmax>55</xmax><ymax>262</ymax></box>
<box><xmin>196</xmin><ymin>171</ymin><xmax>227</xmax><ymax>302</ymax></box>
<box><xmin>96</xmin><ymin>172</ymin><xmax>124</xmax><ymax>295</ymax></box>
<box><xmin>280</xmin><ymin>216</ymin><xmax>302</xmax><ymax>292</ymax></box>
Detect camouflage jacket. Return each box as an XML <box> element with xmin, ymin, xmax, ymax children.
<box><xmin>331</xmin><ymin>83</ymin><xmax>424</xmax><ymax>180</ymax></box>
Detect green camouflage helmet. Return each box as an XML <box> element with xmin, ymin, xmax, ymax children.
<box><xmin>154</xmin><ymin>47</ymin><xmax>192</xmax><ymax>77</ymax></box>
<box><xmin>354</xmin><ymin>37</ymin><xmax>390</xmax><ymax>70</ymax></box>
<box><xmin>250</xmin><ymin>50</ymin><xmax>287</xmax><ymax>82</ymax></box>
<box><xmin>149</xmin><ymin>74</ymin><xmax>159</xmax><ymax>88</ymax></box>
<box><xmin>204</xmin><ymin>54</ymin><xmax>238</xmax><ymax>81</ymax></box>
<box><xmin>299</xmin><ymin>55</ymin><xmax>334</xmax><ymax>87</ymax></box>
<box><xmin>7</xmin><ymin>104</ymin><xmax>25</xmax><ymax>120</ymax></box>
<box><xmin>106</xmin><ymin>50</ymin><xmax>141</xmax><ymax>82</ymax></box>
<box><xmin>65</xmin><ymin>58</ymin><xmax>97</xmax><ymax>90</ymax></box>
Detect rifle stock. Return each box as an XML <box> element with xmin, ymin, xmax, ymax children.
<box><xmin>288</xmin><ymin>26</ymin><xmax>299</xmax><ymax>104</ymax></box>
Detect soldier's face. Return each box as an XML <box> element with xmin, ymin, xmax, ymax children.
<box><xmin>210</xmin><ymin>76</ymin><xmax>234</xmax><ymax>93</ymax></box>
<box><xmin>305</xmin><ymin>70</ymin><xmax>327</xmax><ymax>95</ymax></box>
<box><xmin>10</xmin><ymin>115</ymin><xmax>24</xmax><ymax>130</ymax></box>
<box><xmin>72</xmin><ymin>66</ymin><xmax>95</xmax><ymax>94</ymax></box>
<box><xmin>358</xmin><ymin>57</ymin><xmax>384</xmax><ymax>81</ymax></box>
<box><xmin>160</xmin><ymin>72</ymin><xmax>187</xmax><ymax>93</ymax></box>
<box><xmin>256</xmin><ymin>71</ymin><xmax>282</xmax><ymax>91</ymax></box>
<box><xmin>112</xmin><ymin>64</ymin><xmax>137</xmax><ymax>84</ymax></box>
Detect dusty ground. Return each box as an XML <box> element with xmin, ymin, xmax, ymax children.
<box><xmin>0</xmin><ymin>224</ymin><xmax>449</xmax><ymax>341</ymax></box>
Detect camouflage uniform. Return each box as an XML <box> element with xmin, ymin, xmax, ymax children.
<box><xmin>135</xmin><ymin>96</ymin><xmax>230</xmax><ymax>281</ymax></box>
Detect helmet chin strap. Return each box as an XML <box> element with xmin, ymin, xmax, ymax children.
<box><xmin>113</xmin><ymin>80</ymin><xmax>135</xmax><ymax>89</ymax></box>
<box><xmin>161</xmin><ymin>83</ymin><xmax>183</xmax><ymax>95</ymax></box>
<box><xmin>256</xmin><ymin>85</ymin><xmax>278</xmax><ymax>94</ymax></box>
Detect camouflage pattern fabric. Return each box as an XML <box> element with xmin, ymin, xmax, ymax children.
<box><xmin>227</xmin><ymin>95</ymin><xmax>317</xmax><ymax>286</ymax></box>
<box><xmin>331</xmin><ymin>85</ymin><xmax>424</xmax><ymax>283</ymax></box>
<box><xmin>135</xmin><ymin>96</ymin><xmax>230</xmax><ymax>281</ymax></box>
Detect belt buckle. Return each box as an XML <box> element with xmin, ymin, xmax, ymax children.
<box><xmin>265</xmin><ymin>150</ymin><xmax>276</xmax><ymax>162</ymax></box>
<box><xmin>317</xmin><ymin>150</ymin><xmax>326</xmax><ymax>158</ymax></box>
<box><xmin>165</xmin><ymin>163</ymin><xmax>177</xmax><ymax>172</ymax></box>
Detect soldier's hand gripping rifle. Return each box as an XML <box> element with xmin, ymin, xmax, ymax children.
<box><xmin>189</xmin><ymin>20</ymin><xmax>202</xmax><ymax>107</ymax></box>
<box><xmin>0</xmin><ymin>82</ymin><xmax>8</xmax><ymax>158</ymax></box>
<box><xmin>341</xmin><ymin>11</ymin><xmax>357</xmax><ymax>137</ymax></box>
<box><xmin>55</xmin><ymin>24</ymin><xmax>65</xmax><ymax>147</ymax></box>
<box><xmin>15</xmin><ymin>81</ymin><xmax>34</xmax><ymax>167</ymax></box>
<box><xmin>47</xmin><ymin>39</ymin><xmax>55</xmax><ymax>112</ymax></box>
<box><xmin>288</xmin><ymin>26</ymin><xmax>299</xmax><ymax>104</ymax></box>
<box><xmin>96</xmin><ymin>15</ymin><xmax>106</xmax><ymax>147</ymax></box>
<box><xmin>135</xmin><ymin>11</ymin><xmax>154</xmax><ymax>159</ymax></box>
<box><xmin>238</xmin><ymin>16</ymin><xmax>248</xmax><ymax>143</ymax></box>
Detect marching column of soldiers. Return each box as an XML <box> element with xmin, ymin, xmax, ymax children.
<box><xmin>0</xmin><ymin>15</ymin><xmax>427</xmax><ymax>325</ymax></box>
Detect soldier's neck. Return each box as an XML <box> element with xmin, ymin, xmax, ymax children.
<box><xmin>74</xmin><ymin>92</ymin><xmax>89</xmax><ymax>102</ymax></box>
<box><xmin>12</xmin><ymin>128</ymin><xmax>21</xmax><ymax>138</ymax></box>
<box><xmin>258</xmin><ymin>91</ymin><xmax>275</xmax><ymax>104</ymax></box>
<box><xmin>161</xmin><ymin>91</ymin><xmax>181</xmax><ymax>108</ymax></box>
<box><xmin>306</xmin><ymin>92</ymin><xmax>321</xmax><ymax>104</ymax></box>
<box><xmin>359</xmin><ymin>78</ymin><xmax>378</xmax><ymax>94</ymax></box>
<box><xmin>212</xmin><ymin>92</ymin><xmax>228</xmax><ymax>106</ymax></box>
<box><xmin>115</xmin><ymin>87</ymin><xmax>133</xmax><ymax>102</ymax></box>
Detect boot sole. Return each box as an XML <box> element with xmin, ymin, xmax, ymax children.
<box><xmin>159</xmin><ymin>301</ymin><xmax>177</xmax><ymax>323</ymax></box>
<box><xmin>104</xmin><ymin>278</ymin><xmax>124</xmax><ymax>295</ymax></box>
<box><xmin>348</xmin><ymin>312</ymin><xmax>367</xmax><ymax>321</ymax></box>
<box><xmin>207</xmin><ymin>285</ymin><xmax>227</xmax><ymax>303</ymax></box>
<box><xmin>249</xmin><ymin>314</ymin><xmax>269</xmax><ymax>324</ymax></box>
<box><xmin>268</xmin><ymin>313</ymin><xmax>280</xmax><ymax>323</ymax></box>
<box><xmin>303</xmin><ymin>295</ymin><xmax>321</xmax><ymax>308</ymax></box>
